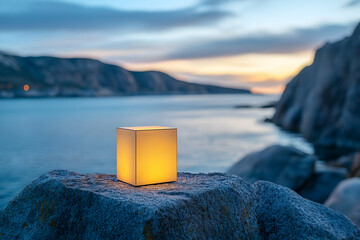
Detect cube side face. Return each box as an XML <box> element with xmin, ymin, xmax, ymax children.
<box><xmin>135</xmin><ymin>129</ymin><xmax>177</xmax><ymax>186</ymax></box>
<box><xmin>117</xmin><ymin>128</ymin><xmax>136</xmax><ymax>186</ymax></box>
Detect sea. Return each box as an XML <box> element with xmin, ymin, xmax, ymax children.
<box><xmin>0</xmin><ymin>94</ymin><xmax>313</xmax><ymax>208</ymax></box>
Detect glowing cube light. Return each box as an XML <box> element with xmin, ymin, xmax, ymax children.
<box><xmin>117</xmin><ymin>126</ymin><xmax>177</xmax><ymax>186</ymax></box>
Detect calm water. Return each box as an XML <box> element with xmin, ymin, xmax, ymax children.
<box><xmin>0</xmin><ymin>94</ymin><xmax>312</xmax><ymax>208</ymax></box>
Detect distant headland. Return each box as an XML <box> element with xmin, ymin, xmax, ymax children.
<box><xmin>0</xmin><ymin>52</ymin><xmax>250</xmax><ymax>98</ymax></box>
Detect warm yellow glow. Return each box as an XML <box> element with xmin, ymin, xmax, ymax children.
<box><xmin>252</xmin><ymin>85</ymin><xmax>286</xmax><ymax>94</ymax></box>
<box><xmin>117</xmin><ymin>128</ymin><xmax>136</xmax><ymax>185</ymax></box>
<box><xmin>60</xmin><ymin>49</ymin><xmax>314</xmax><ymax>94</ymax></box>
<box><xmin>126</xmin><ymin>52</ymin><xmax>313</xmax><ymax>80</ymax></box>
<box><xmin>23</xmin><ymin>84</ymin><xmax>30</xmax><ymax>91</ymax></box>
<box><xmin>122</xmin><ymin>126</ymin><xmax>174</xmax><ymax>131</ymax></box>
<box><xmin>118</xmin><ymin>51</ymin><xmax>313</xmax><ymax>94</ymax></box>
<box><xmin>117</xmin><ymin>126</ymin><xmax>177</xmax><ymax>186</ymax></box>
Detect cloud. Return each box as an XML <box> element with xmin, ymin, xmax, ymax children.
<box><xmin>166</xmin><ymin>23</ymin><xmax>356</xmax><ymax>60</ymax></box>
<box><xmin>174</xmin><ymin>72</ymin><xmax>290</xmax><ymax>93</ymax></box>
<box><xmin>344</xmin><ymin>0</ymin><xmax>360</xmax><ymax>7</ymax></box>
<box><xmin>0</xmin><ymin>1</ymin><xmax>231</xmax><ymax>32</ymax></box>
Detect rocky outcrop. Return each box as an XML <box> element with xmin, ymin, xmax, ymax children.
<box><xmin>227</xmin><ymin>145</ymin><xmax>347</xmax><ymax>204</ymax></box>
<box><xmin>328</xmin><ymin>154</ymin><xmax>355</xmax><ymax>170</ymax></box>
<box><xmin>227</xmin><ymin>145</ymin><xmax>315</xmax><ymax>191</ymax></box>
<box><xmin>1</xmin><ymin>170</ymin><xmax>359</xmax><ymax>239</ymax></box>
<box><xmin>0</xmin><ymin>170</ymin><xmax>261</xmax><ymax>240</ymax></box>
<box><xmin>328</xmin><ymin>152</ymin><xmax>360</xmax><ymax>177</ymax></box>
<box><xmin>297</xmin><ymin>164</ymin><xmax>346</xmax><ymax>203</ymax></box>
<box><xmin>254</xmin><ymin>181</ymin><xmax>360</xmax><ymax>239</ymax></box>
<box><xmin>348</xmin><ymin>152</ymin><xmax>360</xmax><ymax>177</ymax></box>
<box><xmin>234</xmin><ymin>101</ymin><xmax>277</xmax><ymax>109</ymax></box>
<box><xmin>0</xmin><ymin>52</ymin><xmax>250</xmax><ymax>98</ymax></box>
<box><xmin>325</xmin><ymin>178</ymin><xmax>360</xmax><ymax>226</ymax></box>
<box><xmin>272</xmin><ymin>23</ymin><xmax>360</xmax><ymax>158</ymax></box>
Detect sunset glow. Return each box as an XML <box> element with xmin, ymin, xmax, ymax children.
<box><xmin>1</xmin><ymin>0</ymin><xmax>359</xmax><ymax>93</ymax></box>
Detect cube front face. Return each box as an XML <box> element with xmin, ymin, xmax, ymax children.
<box><xmin>117</xmin><ymin>126</ymin><xmax>177</xmax><ymax>186</ymax></box>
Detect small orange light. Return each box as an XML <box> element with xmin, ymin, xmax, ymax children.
<box><xmin>23</xmin><ymin>84</ymin><xmax>29</xmax><ymax>91</ymax></box>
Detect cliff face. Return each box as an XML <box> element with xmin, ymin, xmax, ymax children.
<box><xmin>272</xmin><ymin>23</ymin><xmax>360</xmax><ymax>156</ymax></box>
<box><xmin>0</xmin><ymin>53</ymin><xmax>250</xmax><ymax>97</ymax></box>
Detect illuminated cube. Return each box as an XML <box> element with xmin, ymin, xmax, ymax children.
<box><xmin>117</xmin><ymin>126</ymin><xmax>177</xmax><ymax>186</ymax></box>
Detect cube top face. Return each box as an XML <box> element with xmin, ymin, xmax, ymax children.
<box><xmin>119</xmin><ymin>126</ymin><xmax>176</xmax><ymax>131</ymax></box>
<box><xmin>117</xmin><ymin>126</ymin><xmax>177</xmax><ymax>186</ymax></box>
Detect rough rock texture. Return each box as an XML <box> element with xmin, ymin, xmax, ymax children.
<box><xmin>325</xmin><ymin>178</ymin><xmax>360</xmax><ymax>226</ymax></box>
<box><xmin>298</xmin><ymin>164</ymin><xmax>346</xmax><ymax>203</ymax></box>
<box><xmin>0</xmin><ymin>170</ymin><xmax>261</xmax><ymax>240</ymax></box>
<box><xmin>2</xmin><ymin>170</ymin><xmax>360</xmax><ymax>239</ymax></box>
<box><xmin>0</xmin><ymin>52</ymin><xmax>250</xmax><ymax>98</ymax></box>
<box><xmin>272</xmin><ymin>23</ymin><xmax>360</xmax><ymax>157</ymax></box>
<box><xmin>227</xmin><ymin>145</ymin><xmax>315</xmax><ymax>191</ymax></box>
<box><xmin>254</xmin><ymin>181</ymin><xmax>360</xmax><ymax>240</ymax></box>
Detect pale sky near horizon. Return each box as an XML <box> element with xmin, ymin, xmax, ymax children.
<box><xmin>0</xmin><ymin>0</ymin><xmax>359</xmax><ymax>93</ymax></box>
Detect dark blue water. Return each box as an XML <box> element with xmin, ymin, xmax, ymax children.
<box><xmin>0</xmin><ymin>94</ymin><xmax>312</xmax><ymax>208</ymax></box>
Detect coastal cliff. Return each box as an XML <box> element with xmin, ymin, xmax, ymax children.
<box><xmin>272</xmin><ymin>23</ymin><xmax>360</xmax><ymax>156</ymax></box>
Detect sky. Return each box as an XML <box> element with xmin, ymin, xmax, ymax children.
<box><xmin>0</xmin><ymin>0</ymin><xmax>359</xmax><ymax>93</ymax></box>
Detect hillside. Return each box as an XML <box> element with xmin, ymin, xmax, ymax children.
<box><xmin>0</xmin><ymin>52</ymin><xmax>250</xmax><ymax>98</ymax></box>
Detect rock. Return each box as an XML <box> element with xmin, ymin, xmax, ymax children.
<box><xmin>0</xmin><ymin>170</ymin><xmax>261</xmax><ymax>240</ymax></box>
<box><xmin>234</xmin><ymin>104</ymin><xmax>254</xmax><ymax>108</ymax></box>
<box><xmin>254</xmin><ymin>181</ymin><xmax>360</xmax><ymax>240</ymax></box>
<box><xmin>325</xmin><ymin>178</ymin><xmax>360</xmax><ymax>226</ymax></box>
<box><xmin>0</xmin><ymin>52</ymin><xmax>250</xmax><ymax>98</ymax></box>
<box><xmin>263</xmin><ymin>118</ymin><xmax>272</xmax><ymax>123</ymax></box>
<box><xmin>2</xmin><ymin>170</ymin><xmax>360</xmax><ymax>239</ymax></box>
<box><xmin>348</xmin><ymin>152</ymin><xmax>360</xmax><ymax>177</ymax></box>
<box><xmin>272</xmin><ymin>23</ymin><xmax>360</xmax><ymax>158</ymax></box>
<box><xmin>227</xmin><ymin>145</ymin><xmax>315</xmax><ymax>191</ymax></box>
<box><xmin>298</xmin><ymin>163</ymin><xmax>346</xmax><ymax>203</ymax></box>
<box><xmin>328</xmin><ymin>154</ymin><xmax>355</xmax><ymax>170</ymax></box>
<box><xmin>234</xmin><ymin>101</ymin><xmax>277</xmax><ymax>109</ymax></box>
<box><xmin>259</xmin><ymin>101</ymin><xmax>277</xmax><ymax>109</ymax></box>
<box><xmin>328</xmin><ymin>152</ymin><xmax>360</xmax><ymax>177</ymax></box>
